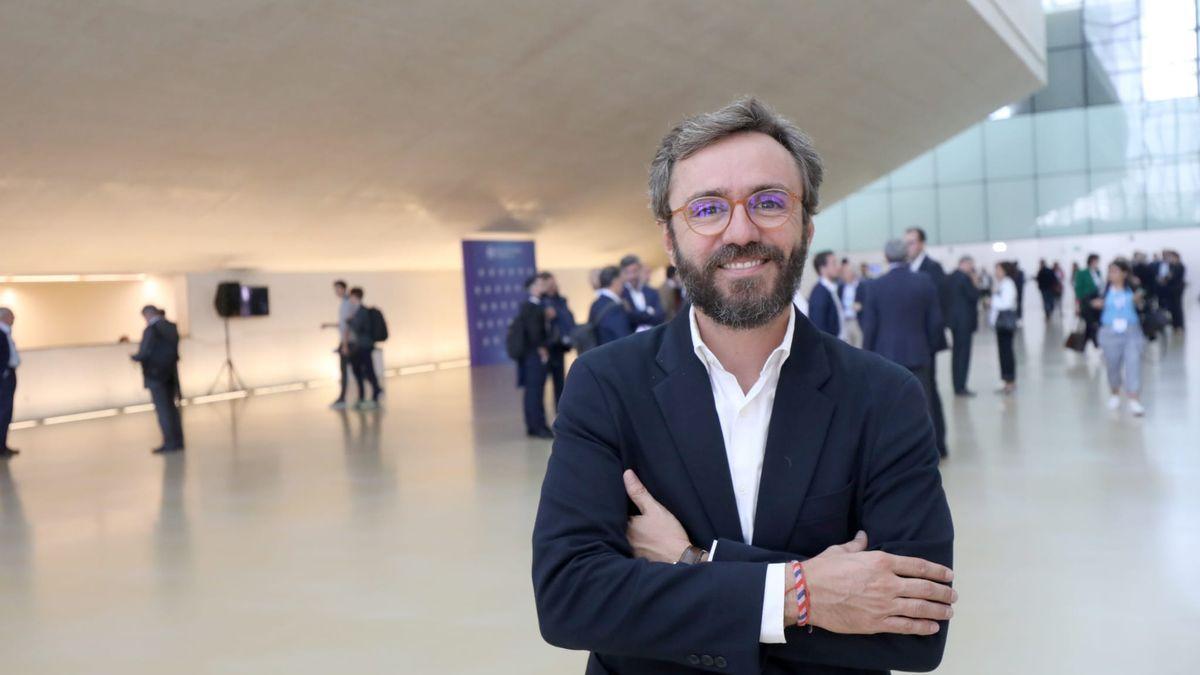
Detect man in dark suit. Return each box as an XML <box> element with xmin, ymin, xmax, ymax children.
<box><xmin>620</xmin><ymin>254</ymin><xmax>667</xmax><ymax>332</ymax></box>
<box><xmin>806</xmin><ymin>250</ymin><xmax>842</xmax><ymax>338</ymax></box>
<box><xmin>946</xmin><ymin>256</ymin><xmax>981</xmax><ymax>397</ymax></box>
<box><xmin>131</xmin><ymin>305</ymin><xmax>184</xmax><ymax>454</ymax></box>
<box><xmin>534</xmin><ymin>98</ymin><xmax>955</xmax><ymax>675</ymax></box>
<box><xmin>1159</xmin><ymin>250</ymin><xmax>1186</xmax><ymax>332</ymax></box>
<box><xmin>589</xmin><ymin>266</ymin><xmax>635</xmax><ymax>347</ymax></box>
<box><xmin>517</xmin><ymin>275</ymin><xmax>554</xmax><ymax>439</ymax></box>
<box><xmin>862</xmin><ymin>239</ymin><xmax>947</xmax><ymax>458</ymax></box>
<box><xmin>0</xmin><ymin>308</ymin><xmax>20</xmax><ymax>458</ymax></box>
<box><xmin>903</xmin><ymin>227</ymin><xmax>948</xmax><ymax>459</ymax></box>
<box><xmin>539</xmin><ymin>271</ymin><xmax>576</xmax><ymax>409</ymax></box>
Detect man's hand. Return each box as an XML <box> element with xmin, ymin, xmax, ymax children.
<box><xmin>801</xmin><ymin>531</ymin><xmax>957</xmax><ymax>636</ymax></box>
<box><xmin>623</xmin><ymin>470</ymin><xmax>692</xmax><ymax>564</ymax></box>
<box><xmin>538</xmin><ymin>347</ymin><xmax>550</xmax><ymax>363</ymax></box>
<box><xmin>545</xmin><ymin>307</ymin><xmax>557</xmax><ymax>321</ymax></box>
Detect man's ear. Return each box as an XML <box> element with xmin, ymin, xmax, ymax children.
<box><xmin>661</xmin><ymin>222</ymin><xmax>677</xmax><ymax>267</ymax></box>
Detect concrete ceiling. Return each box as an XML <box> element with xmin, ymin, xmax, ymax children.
<box><xmin>0</xmin><ymin>0</ymin><xmax>1045</xmax><ymax>274</ymax></box>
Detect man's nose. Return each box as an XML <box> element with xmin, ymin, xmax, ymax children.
<box><xmin>721</xmin><ymin>203</ymin><xmax>758</xmax><ymax>247</ymax></box>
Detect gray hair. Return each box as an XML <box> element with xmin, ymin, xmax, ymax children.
<box><xmin>884</xmin><ymin>239</ymin><xmax>908</xmax><ymax>263</ymax></box>
<box><xmin>649</xmin><ymin>97</ymin><xmax>823</xmax><ymax>225</ymax></box>
<box><xmin>0</xmin><ymin>307</ymin><xmax>11</xmax><ymax>321</ymax></box>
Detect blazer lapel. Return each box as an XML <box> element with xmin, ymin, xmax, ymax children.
<box><xmin>752</xmin><ymin>313</ymin><xmax>836</xmax><ymax>550</ymax></box>
<box><xmin>652</xmin><ymin>311</ymin><xmax>744</xmax><ymax>542</ymax></box>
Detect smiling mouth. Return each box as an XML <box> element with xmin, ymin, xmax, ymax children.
<box><xmin>719</xmin><ymin>258</ymin><xmax>769</xmax><ymax>271</ymax></box>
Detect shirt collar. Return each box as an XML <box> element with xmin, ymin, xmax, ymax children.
<box><xmin>0</xmin><ymin>323</ymin><xmax>10</xmax><ymax>335</ymax></box>
<box><xmin>819</xmin><ymin>276</ymin><xmax>839</xmax><ymax>294</ymax></box>
<box><xmin>528</xmin><ymin>295</ymin><xmax>541</xmax><ymax>304</ymax></box>
<box><xmin>689</xmin><ymin>304</ymin><xmax>795</xmax><ymax>379</ymax></box>
<box><xmin>148</xmin><ymin>315</ymin><xmax>162</xmax><ymax>325</ymax></box>
<box><xmin>909</xmin><ymin>252</ymin><xmax>926</xmax><ymax>272</ymax></box>
<box><xmin>599</xmin><ymin>288</ymin><xmax>622</xmax><ymax>303</ymax></box>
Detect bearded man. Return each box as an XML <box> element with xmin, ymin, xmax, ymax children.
<box><xmin>532</xmin><ymin>98</ymin><xmax>955</xmax><ymax>675</ymax></box>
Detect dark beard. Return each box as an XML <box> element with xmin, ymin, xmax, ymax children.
<box><xmin>672</xmin><ymin>227</ymin><xmax>809</xmax><ymax>330</ymax></box>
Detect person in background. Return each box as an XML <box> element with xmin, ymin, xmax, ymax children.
<box><xmin>659</xmin><ymin>265</ymin><xmax>684</xmax><ymax>321</ymax></box>
<box><xmin>1074</xmin><ymin>254</ymin><xmax>1104</xmax><ymax>348</ymax></box>
<box><xmin>1051</xmin><ymin>261</ymin><xmax>1065</xmax><ymax>316</ymax></box>
<box><xmin>862</xmin><ymin>239</ymin><xmax>947</xmax><ymax>458</ymax></box>
<box><xmin>1012</xmin><ymin>261</ymin><xmax>1026</xmax><ymax>320</ymax></box>
<box><xmin>517</xmin><ymin>275</ymin><xmax>554</xmax><ymax>438</ymax></box>
<box><xmin>538</xmin><ymin>271</ymin><xmax>575</xmax><ymax>410</ymax></box>
<box><xmin>1093</xmin><ymin>259</ymin><xmax>1146</xmax><ymax>416</ymax></box>
<box><xmin>806</xmin><ymin>250</ymin><xmax>843</xmax><ymax>338</ymax></box>
<box><xmin>345</xmin><ymin>287</ymin><xmax>383</xmax><ymax>409</ymax></box>
<box><xmin>0</xmin><ymin>308</ymin><xmax>20</xmax><ymax>458</ymax></box>
<box><xmin>619</xmin><ymin>254</ymin><xmax>665</xmax><ymax>332</ymax></box>
<box><xmin>319</xmin><ymin>279</ymin><xmax>354</xmax><ymax>410</ymax></box>
<box><xmin>588</xmin><ymin>268</ymin><xmax>602</xmax><ymax>291</ymax></box>
<box><xmin>588</xmin><ymin>265</ymin><xmax>634</xmax><ymax>347</ymax></box>
<box><xmin>904</xmin><ymin>226</ymin><xmax>949</xmax><ymax>460</ymax></box>
<box><xmin>1036</xmin><ymin>259</ymin><xmax>1058</xmax><ymax>322</ymax></box>
<box><xmin>839</xmin><ymin>259</ymin><xmax>863</xmax><ymax>348</ymax></box>
<box><xmin>131</xmin><ymin>304</ymin><xmax>184</xmax><ymax>453</ymax></box>
<box><xmin>946</xmin><ymin>256</ymin><xmax>981</xmax><ymax>397</ymax></box>
<box><xmin>1159</xmin><ymin>250</ymin><xmax>1186</xmax><ymax>333</ymax></box>
<box><xmin>991</xmin><ymin>263</ymin><xmax>1019</xmax><ymax>396</ymax></box>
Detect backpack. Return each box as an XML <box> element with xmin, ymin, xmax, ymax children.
<box><xmin>505</xmin><ymin>315</ymin><xmax>526</xmax><ymax>360</ymax></box>
<box><xmin>367</xmin><ymin>307</ymin><xmax>389</xmax><ymax>342</ymax></box>
<box><xmin>571</xmin><ymin>303</ymin><xmax>619</xmax><ymax>355</ymax></box>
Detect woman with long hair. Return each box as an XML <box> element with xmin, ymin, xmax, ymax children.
<box><xmin>991</xmin><ymin>262</ymin><xmax>1019</xmax><ymax>395</ymax></box>
<box><xmin>1092</xmin><ymin>259</ymin><xmax>1146</xmax><ymax>416</ymax></box>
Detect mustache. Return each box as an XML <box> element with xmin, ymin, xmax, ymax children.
<box><xmin>704</xmin><ymin>242</ymin><xmax>786</xmax><ymax>271</ymax></box>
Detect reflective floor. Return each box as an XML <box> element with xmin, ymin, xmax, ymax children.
<box><xmin>1</xmin><ymin>313</ymin><xmax>1198</xmax><ymax>674</ymax></box>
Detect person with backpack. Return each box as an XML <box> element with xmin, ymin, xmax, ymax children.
<box><xmin>587</xmin><ymin>266</ymin><xmax>634</xmax><ymax>349</ymax></box>
<box><xmin>345</xmin><ymin>287</ymin><xmax>384</xmax><ymax>409</ymax></box>
<box><xmin>538</xmin><ymin>272</ymin><xmax>575</xmax><ymax>410</ymax></box>
<box><xmin>512</xmin><ymin>275</ymin><xmax>555</xmax><ymax>439</ymax></box>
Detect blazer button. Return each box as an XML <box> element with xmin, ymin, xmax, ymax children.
<box><xmin>715</xmin><ymin>656</ymin><xmax>727</xmax><ymax>668</ymax></box>
<box><xmin>688</xmin><ymin>654</ymin><xmax>700</xmax><ymax>665</ymax></box>
<box><xmin>701</xmin><ymin>655</ymin><xmax>714</xmax><ymax>666</ymax></box>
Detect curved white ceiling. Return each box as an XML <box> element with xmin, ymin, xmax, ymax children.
<box><xmin>0</xmin><ymin>0</ymin><xmax>1044</xmax><ymax>274</ymax></box>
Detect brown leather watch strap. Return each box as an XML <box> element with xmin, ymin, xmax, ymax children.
<box><xmin>676</xmin><ymin>545</ymin><xmax>708</xmax><ymax>565</ymax></box>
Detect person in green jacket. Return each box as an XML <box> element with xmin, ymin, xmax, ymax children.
<box><xmin>1074</xmin><ymin>253</ymin><xmax>1104</xmax><ymax>348</ymax></box>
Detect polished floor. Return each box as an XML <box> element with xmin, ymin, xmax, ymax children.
<box><xmin>2</xmin><ymin>313</ymin><xmax>1199</xmax><ymax>674</ymax></box>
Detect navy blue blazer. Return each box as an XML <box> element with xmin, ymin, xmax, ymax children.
<box><xmin>131</xmin><ymin>319</ymin><xmax>180</xmax><ymax>388</ymax></box>
<box><xmin>807</xmin><ymin>282</ymin><xmax>841</xmax><ymax>338</ymax></box>
<box><xmin>623</xmin><ymin>285</ymin><xmax>666</xmax><ymax>331</ymax></box>
<box><xmin>914</xmin><ymin>257</ymin><xmax>949</xmax><ymax>352</ymax></box>
<box><xmin>532</xmin><ymin>308</ymin><xmax>953</xmax><ymax>674</ymax></box>
<box><xmin>589</xmin><ymin>295</ymin><xmax>634</xmax><ymax>346</ymax></box>
<box><xmin>860</xmin><ymin>268</ymin><xmax>944</xmax><ymax>370</ymax></box>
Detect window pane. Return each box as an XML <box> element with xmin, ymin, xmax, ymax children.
<box><xmin>1142</xmin><ymin>61</ymin><xmax>1199</xmax><ymax>102</ymax></box>
<box><xmin>935</xmin><ymin>126</ymin><xmax>984</xmax><ymax>183</ymax></box>
<box><xmin>845</xmin><ymin>192</ymin><xmax>891</xmax><ymax>251</ymax></box>
<box><xmin>987</xmin><ymin>179</ymin><xmax>1038</xmax><ymax>240</ymax></box>
<box><xmin>890</xmin><ymin>151</ymin><xmax>936</xmax><ymax>189</ymax></box>
<box><xmin>1034</xmin><ymin>47</ymin><xmax>1086</xmax><ymax>111</ymax></box>
<box><xmin>1084</xmin><ymin>0</ymin><xmax>1140</xmax><ymax>44</ymax></box>
<box><xmin>1036</xmin><ymin>173</ymin><xmax>1091</xmax><ymax>236</ymax></box>
<box><xmin>985</xmin><ymin>115</ymin><xmax>1035</xmax><ymax>179</ymax></box>
<box><xmin>1089</xmin><ymin>169</ymin><xmax>1145</xmax><ymax>233</ymax></box>
<box><xmin>1035</xmin><ymin>108</ymin><xmax>1088</xmax><ymax>174</ymax></box>
<box><xmin>937</xmin><ymin>184</ymin><xmax>986</xmax><ymax>244</ymax></box>
<box><xmin>812</xmin><ymin>202</ymin><xmax>847</xmax><ymax>252</ymax></box>
<box><xmin>1088</xmin><ymin>103</ymin><xmax>1140</xmax><ymax>170</ymax></box>
<box><xmin>890</xmin><ymin>188</ymin><xmax>937</xmax><ymax>239</ymax></box>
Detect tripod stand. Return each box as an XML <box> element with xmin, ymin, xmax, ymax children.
<box><xmin>207</xmin><ymin>317</ymin><xmax>246</xmax><ymax>395</ymax></box>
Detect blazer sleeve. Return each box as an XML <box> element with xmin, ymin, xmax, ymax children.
<box><xmin>860</xmin><ymin>285</ymin><xmax>878</xmax><ymax>352</ymax></box>
<box><xmin>132</xmin><ymin>325</ymin><xmax>156</xmax><ymax>362</ymax></box>
<box><xmin>925</xmin><ymin>282</ymin><xmax>944</xmax><ymax>352</ymax></box>
<box><xmin>763</xmin><ymin>374</ymin><xmax>954</xmax><ymax>673</ymax></box>
<box><xmin>532</xmin><ymin>360</ymin><xmax>769</xmax><ymax>673</ymax></box>
<box><xmin>0</xmin><ymin>335</ymin><xmax>9</xmax><ymax>372</ymax></box>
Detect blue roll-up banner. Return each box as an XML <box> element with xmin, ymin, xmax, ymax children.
<box><xmin>462</xmin><ymin>240</ymin><xmax>537</xmax><ymax>366</ymax></box>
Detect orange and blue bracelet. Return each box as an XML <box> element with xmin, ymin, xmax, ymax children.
<box><xmin>791</xmin><ymin>560</ymin><xmax>810</xmax><ymax>627</ymax></box>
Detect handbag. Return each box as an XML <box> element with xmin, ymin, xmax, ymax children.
<box><xmin>995</xmin><ymin>309</ymin><xmax>1018</xmax><ymax>332</ymax></box>
<box><xmin>1064</xmin><ymin>321</ymin><xmax>1087</xmax><ymax>352</ymax></box>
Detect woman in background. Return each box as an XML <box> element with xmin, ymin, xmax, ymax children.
<box><xmin>991</xmin><ymin>262</ymin><xmax>1019</xmax><ymax>395</ymax></box>
<box><xmin>1093</xmin><ymin>259</ymin><xmax>1146</xmax><ymax>416</ymax></box>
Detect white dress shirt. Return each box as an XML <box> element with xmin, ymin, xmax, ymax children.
<box><xmin>791</xmin><ymin>288</ymin><xmax>809</xmax><ymax>317</ymax></box>
<box><xmin>909</xmin><ymin>251</ymin><xmax>927</xmax><ymax>273</ymax></box>
<box><xmin>990</xmin><ymin>277</ymin><xmax>1018</xmax><ymax>326</ymax></box>
<box><xmin>597</xmin><ymin>288</ymin><xmax>622</xmax><ymax>304</ymax></box>
<box><xmin>841</xmin><ymin>280</ymin><xmax>859</xmax><ymax>320</ymax></box>
<box><xmin>626</xmin><ymin>283</ymin><xmax>656</xmax><ymax>332</ymax></box>
<box><xmin>689</xmin><ymin>305</ymin><xmax>794</xmax><ymax>644</ymax></box>
<box><xmin>0</xmin><ymin>323</ymin><xmax>18</xmax><ymax>369</ymax></box>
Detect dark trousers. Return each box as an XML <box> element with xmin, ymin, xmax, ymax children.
<box><xmin>336</xmin><ymin>348</ymin><xmax>350</xmax><ymax>401</ymax></box>
<box><xmin>521</xmin><ymin>353</ymin><xmax>549</xmax><ymax>433</ymax></box>
<box><xmin>148</xmin><ymin>379</ymin><xmax>184</xmax><ymax>449</ymax></box>
<box><xmin>950</xmin><ymin>327</ymin><xmax>973</xmax><ymax>394</ymax></box>
<box><xmin>350</xmin><ymin>347</ymin><xmax>382</xmax><ymax>400</ymax></box>
<box><xmin>927</xmin><ymin>356</ymin><xmax>947</xmax><ymax>456</ymax></box>
<box><xmin>1040</xmin><ymin>290</ymin><xmax>1056</xmax><ymax>320</ymax></box>
<box><xmin>547</xmin><ymin>350</ymin><xmax>566</xmax><ymax>410</ymax></box>
<box><xmin>1168</xmin><ymin>292</ymin><xmax>1185</xmax><ymax>329</ymax></box>
<box><xmin>0</xmin><ymin>371</ymin><xmax>15</xmax><ymax>451</ymax></box>
<box><xmin>908</xmin><ymin>364</ymin><xmax>945</xmax><ymax>458</ymax></box>
<box><xmin>996</xmin><ymin>327</ymin><xmax>1016</xmax><ymax>383</ymax></box>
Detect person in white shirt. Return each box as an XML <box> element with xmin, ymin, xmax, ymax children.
<box><xmin>319</xmin><ymin>280</ymin><xmax>355</xmax><ymax>409</ymax></box>
<box><xmin>990</xmin><ymin>262</ymin><xmax>1019</xmax><ymax>395</ymax></box>
<box><xmin>839</xmin><ymin>261</ymin><xmax>863</xmax><ymax>348</ymax></box>
<box><xmin>619</xmin><ymin>254</ymin><xmax>667</xmax><ymax>332</ymax></box>
<box><xmin>0</xmin><ymin>307</ymin><xmax>20</xmax><ymax>457</ymax></box>
<box><xmin>533</xmin><ymin>97</ymin><xmax>955</xmax><ymax>674</ymax></box>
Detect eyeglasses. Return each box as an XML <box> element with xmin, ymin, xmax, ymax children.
<box><xmin>667</xmin><ymin>188</ymin><xmax>802</xmax><ymax>236</ymax></box>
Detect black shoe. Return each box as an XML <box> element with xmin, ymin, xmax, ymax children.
<box><xmin>0</xmin><ymin>447</ymin><xmax>19</xmax><ymax>458</ymax></box>
<box><xmin>528</xmin><ymin>428</ymin><xmax>554</xmax><ymax>440</ymax></box>
<box><xmin>954</xmin><ymin>390</ymin><xmax>977</xmax><ymax>398</ymax></box>
<box><xmin>152</xmin><ymin>445</ymin><xmax>184</xmax><ymax>454</ymax></box>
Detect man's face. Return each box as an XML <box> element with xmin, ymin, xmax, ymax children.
<box><xmin>334</xmin><ymin>284</ymin><xmax>346</xmax><ymax>299</ymax></box>
<box><xmin>529</xmin><ymin>279</ymin><xmax>544</xmax><ymax>297</ymax></box>
<box><xmin>543</xmin><ymin>277</ymin><xmax>558</xmax><ymax>295</ymax></box>
<box><xmin>823</xmin><ymin>257</ymin><xmax>842</xmax><ymax>280</ymax></box>
<box><xmin>904</xmin><ymin>231</ymin><xmax>923</xmax><ymax>261</ymax></box>
<box><xmin>0</xmin><ymin>312</ymin><xmax>12</xmax><ymax>327</ymax></box>
<box><xmin>142</xmin><ymin>310</ymin><xmax>155</xmax><ymax>324</ymax></box>
<box><xmin>622</xmin><ymin>263</ymin><xmax>642</xmax><ymax>287</ymax></box>
<box><xmin>840</xmin><ymin>265</ymin><xmax>856</xmax><ymax>284</ymax></box>
<box><xmin>349</xmin><ymin>294</ymin><xmax>362</xmax><ymax>307</ymax></box>
<box><xmin>662</xmin><ymin>132</ymin><xmax>811</xmax><ymax>329</ymax></box>
<box><xmin>961</xmin><ymin>260</ymin><xmax>975</xmax><ymax>275</ymax></box>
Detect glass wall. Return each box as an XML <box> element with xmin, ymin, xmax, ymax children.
<box><xmin>813</xmin><ymin>0</ymin><xmax>1200</xmax><ymax>253</ymax></box>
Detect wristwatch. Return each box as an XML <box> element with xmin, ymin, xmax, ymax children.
<box><xmin>676</xmin><ymin>546</ymin><xmax>708</xmax><ymax>565</ymax></box>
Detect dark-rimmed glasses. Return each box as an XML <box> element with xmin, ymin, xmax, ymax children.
<box><xmin>666</xmin><ymin>188</ymin><xmax>802</xmax><ymax>236</ymax></box>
